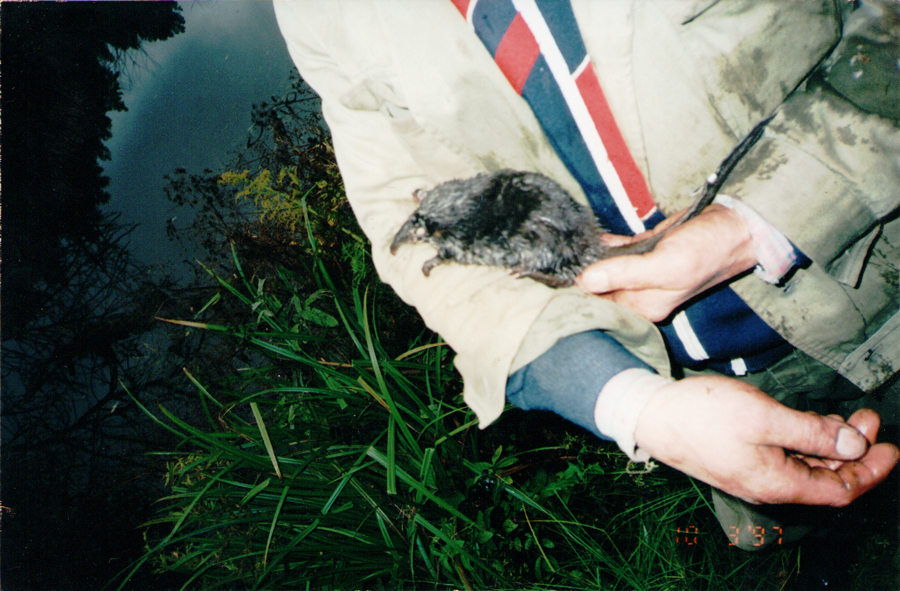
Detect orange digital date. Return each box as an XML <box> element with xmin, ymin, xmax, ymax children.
<box><xmin>675</xmin><ymin>525</ymin><xmax>784</xmax><ymax>546</ymax></box>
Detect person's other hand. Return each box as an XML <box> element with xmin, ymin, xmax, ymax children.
<box><xmin>632</xmin><ymin>375</ymin><xmax>899</xmax><ymax>505</ymax></box>
<box><xmin>576</xmin><ymin>205</ymin><xmax>756</xmax><ymax>322</ymax></box>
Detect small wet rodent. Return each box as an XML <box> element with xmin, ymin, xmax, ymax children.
<box><xmin>390</xmin><ymin>117</ymin><xmax>772</xmax><ymax>288</ymax></box>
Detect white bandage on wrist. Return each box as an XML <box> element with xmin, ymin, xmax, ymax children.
<box><xmin>714</xmin><ymin>194</ymin><xmax>797</xmax><ymax>284</ymax></box>
<box><xmin>594</xmin><ymin>368</ymin><xmax>673</xmax><ymax>462</ymax></box>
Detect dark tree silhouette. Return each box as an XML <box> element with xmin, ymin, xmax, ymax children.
<box><xmin>1</xmin><ymin>1</ymin><xmax>185</xmax><ymax>340</ymax></box>
<box><xmin>1</xmin><ymin>3</ymin><xmax>186</xmax><ymax>588</ymax></box>
<box><xmin>0</xmin><ymin>214</ymin><xmax>204</xmax><ymax>590</ymax></box>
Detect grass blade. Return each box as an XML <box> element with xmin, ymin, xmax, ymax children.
<box><xmin>250</xmin><ymin>402</ymin><xmax>282</xmax><ymax>479</ymax></box>
<box><xmin>263</xmin><ymin>485</ymin><xmax>291</xmax><ymax>565</ymax></box>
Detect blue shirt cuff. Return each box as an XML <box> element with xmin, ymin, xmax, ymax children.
<box><xmin>506</xmin><ymin>330</ymin><xmax>652</xmax><ymax>440</ymax></box>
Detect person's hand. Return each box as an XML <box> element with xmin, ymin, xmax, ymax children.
<box><xmin>632</xmin><ymin>375</ymin><xmax>899</xmax><ymax>505</ymax></box>
<box><xmin>576</xmin><ymin>205</ymin><xmax>757</xmax><ymax>322</ymax></box>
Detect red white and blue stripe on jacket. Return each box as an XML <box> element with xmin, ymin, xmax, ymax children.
<box><xmin>452</xmin><ymin>0</ymin><xmax>795</xmax><ymax>375</ymax></box>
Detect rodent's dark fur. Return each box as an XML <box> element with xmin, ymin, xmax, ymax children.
<box><xmin>390</xmin><ymin>170</ymin><xmax>612</xmax><ymax>286</ymax></box>
<box><xmin>390</xmin><ymin>116</ymin><xmax>773</xmax><ymax>287</ymax></box>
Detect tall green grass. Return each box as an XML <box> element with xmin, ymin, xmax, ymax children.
<box><xmin>114</xmin><ymin>219</ymin><xmax>802</xmax><ymax>589</ymax></box>
<box><xmin>115</xmin><ymin>250</ymin><xmax>802</xmax><ymax>590</ymax></box>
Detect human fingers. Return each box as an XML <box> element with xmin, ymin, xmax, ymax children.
<box><xmin>631</xmin><ymin>377</ymin><xmax>896</xmax><ymax>506</ymax></box>
<box><xmin>598</xmin><ymin>287</ymin><xmax>689</xmax><ymax>323</ymax></box>
<box><xmin>576</xmin><ymin>248</ymin><xmax>697</xmax><ymax>301</ymax></box>
<box><xmin>750</xmin><ymin>407</ymin><xmax>898</xmax><ymax>505</ymax></box>
<box><xmin>796</xmin><ymin>410</ymin><xmax>881</xmax><ymax>470</ymax></box>
<box><xmin>755</xmin><ymin>403</ymin><xmax>870</xmax><ymax>461</ymax></box>
<box><xmin>577</xmin><ymin>253</ymin><xmax>712</xmax><ymax>322</ymax></box>
<box><xmin>771</xmin><ymin>442</ymin><xmax>900</xmax><ymax>506</ymax></box>
<box><xmin>813</xmin><ymin>408</ymin><xmax>898</xmax><ymax>505</ymax></box>
<box><xmin>598</xmin><ymin>210</ymin><xmax>686</xmax><ymax>247</ymax></box>
<box><xmin>598</xmin><ymin>232</ymin><xmax>643</xmax><ymax>247</ymax></box>
<box><xmin>846</xmin><ymin>408</ymin><xmax>883</xmax><ymax>444</ymax></box>
<box><xmin>577</xmin><ymin>206</ymin><xmax>756</xmax><ymax>321</ymax></box>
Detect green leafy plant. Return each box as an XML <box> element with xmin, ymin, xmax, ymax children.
<box><xmin>112</xmin><ymin>228</ymin><xmax>803</xmax><ymax>590</ymax></box>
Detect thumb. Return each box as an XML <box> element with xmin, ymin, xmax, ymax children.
<box><xmin>578</xmin><ymin>255</ymin><xmax>662</xmax><ymax>294</ymax></box>
<box><xmin>764</xmin><ymin>410</ymin><xmax>869</xmax><ymax>460</ymax></box>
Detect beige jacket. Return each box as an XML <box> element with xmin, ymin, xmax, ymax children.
<box><xmin>274</xmin><ymin>0</ymin><xmax>900</xmax><ymax>427</ymax></box>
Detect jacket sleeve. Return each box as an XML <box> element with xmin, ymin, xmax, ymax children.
<box><xmin>721</xmin><ymin>1</ymin><xmax>900</xmax><ymax>287</ymax></box>
<box><xmin>724</xmin><ymin>84</ymin><xmax>900</xmax><ymax>287</ymax></box>
<box><xmin>272</xmin><ymin>1</ymin><xmax>669</xmax><ymax>427</ymax></box>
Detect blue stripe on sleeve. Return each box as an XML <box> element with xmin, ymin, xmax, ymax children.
<box><xmin>471</xmin><ymin>0</ymin><xmax>518</xmax><ymax>56</ymax></box>
<box><xmin>520</xmin><ymin>55</ymin><xmax>631</xmax><ymax>234</ymax></box>
<box><xmin>533</xmin><ymin>0</ymin><xmax>585</xmax><ymax>72</ymax></box>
